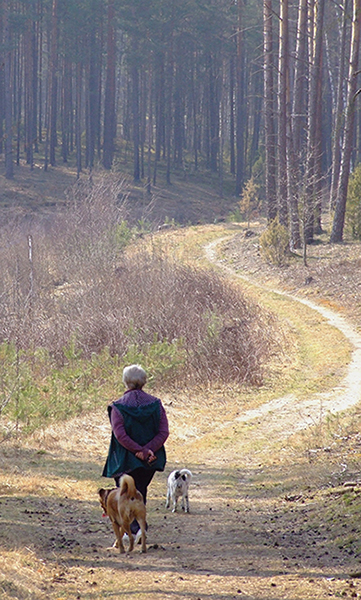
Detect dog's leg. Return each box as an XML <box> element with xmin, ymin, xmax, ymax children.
<box><xmin>111</xmin><ymin>521</ymin><xmax>125</xmax><ymax>554</ymax></box>
<box><xmin>181</xmin><ymin>491</ymin><xmax>190</xmax><ymax>512</ymax></box>
<box><xmin>122</xmin><ymin>524</ymin><xmax>134</xmax><ymax>552</ymax></box>
<box><xmin>165</xmin><ymin>488</ymin><xmax>170</xmax><ymax>509</ymax></box>
<box><xmin>138</xmin><ymin>519</ymin><xmax>147</xmax><ymax>554</ymax></box>
<box><xmin>172</xmin><ymin>496</ymin><xmax>177</xmax><ymax>512</ymax></box>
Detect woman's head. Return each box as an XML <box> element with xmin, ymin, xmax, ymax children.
<box><xmin>122</xmin><ymin>364</ymin><xmax>147</xmax><ymax>390</ymax></box>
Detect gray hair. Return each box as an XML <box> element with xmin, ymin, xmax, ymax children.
<box><xmin>122</xmin><ymin>364</ymin><xmax>147</xmax><ymax>390</ymax></box>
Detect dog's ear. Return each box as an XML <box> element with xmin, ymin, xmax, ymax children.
<box><xmin>174</xmin><ymin>471</ymin><xmax>181</xmax><ymax>480</ymax></box>
<box><xmin>181</xmin><ymin>474</ymin><xmax>186</xmax><ymax>481</ymax></box>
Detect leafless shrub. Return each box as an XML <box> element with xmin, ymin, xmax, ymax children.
<box><xmin>0</xmin><ymin>174</ymin><xmax>285</xmax><ymax>388</ymax></box>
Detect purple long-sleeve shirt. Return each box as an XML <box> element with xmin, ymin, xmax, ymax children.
<box><xmin>110</xmin><ymin>388</ymin><xmax>169</xmax><ymax>455</ymax></box>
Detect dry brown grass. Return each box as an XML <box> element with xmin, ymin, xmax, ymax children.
<box><xmin>1</xmin><ymin>217</ymin><xmax>361</xmax><ymax>599</ymax></box>
<box><xmin>0</xmin><ymin>186</ymin><xmax>285</xmax><ymax>391</ymax></box>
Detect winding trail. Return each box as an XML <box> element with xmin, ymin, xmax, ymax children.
<box><xmin>205</xmin><ymin>237</ymin><xmax>361</xmax><ymax>438</ymax></box>
<box><xmin>2</xmin><ymin>229</ymin><xmax>361</xmax><ymax>600</ymax></box>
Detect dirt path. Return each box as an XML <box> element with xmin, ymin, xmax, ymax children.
<box><xmin>1</xmin><ymin>229</ymin><xmax>361</xmax><ymax>600</ymax></box>
<box><xmin>205</xmin><ymin>237</ymin><xmax>361</xmax><ymax>438</ymax></box>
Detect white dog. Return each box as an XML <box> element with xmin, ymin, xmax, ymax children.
<box><xmin>165</xmin><ymin>469</ymin><xmax>193</xmax><ymax>513</ymax></box>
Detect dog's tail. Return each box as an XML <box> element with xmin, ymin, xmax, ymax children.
<box><xmin>177</xmin><ymin>468</ymin><xmax>192</xmax><ymax>480</ymax></box>
<box><xmin>119</xmin><ymin>474</ymin><xmax>138</xmax><ymax>499</ymax></box>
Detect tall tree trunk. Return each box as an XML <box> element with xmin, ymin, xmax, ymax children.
<box><xmin>146</xmin><ymin>61</ymin><xmax>153</xmax><ymax>195</ymax></box>
<box><xmin>75</xmin><ymin>62</ymin><xmax>82</xmax><ymax>178</ymax></box>
<box><xmin>155</xmin><ymin>51</ymin><xmax>165</xmax><ymax>163</ymax></box>
<box><xmin>37</xmin><ymin>0</ymin><xmax>43</xmax><ymax>145</ymax></box>
<box><xmin>0</xmin><ymin>10</ymin><xmax>4</xmax><ymax>157</ymax></box>
<box><xmin>132</xmin><ymin>57</ymin><xmax>140</xmax><ymax>182</ymax></box>
<box><xmin>219</xmin><ymin>57</ymin><xmax>227</xmax><ymax>197</ymax></box>
<box><xmin>87</xmin><ymin>24</ymin><xmax>99</xmax><ymax>170</ymax></box>
<box><xmin>191</xmin><ymin>56</ymin><xmax>199</xmax><ymax>171</ymax></box>
<box><xmin>61</xmin><ymin>58</ymin><xmax>72</xmax><ymax>163</ymax></box>
<box><xmin>287</xmin><ymin>0</ymin><xmax>306</xmax><ymax>249</ymax></box>
<box><xmin>263</xmin><ymin>0</ymin><xmax>277</xmax><ymax>221</ymax></box>
<box><xmin>140</xmin><ymin>68</ymin><xmax>147</xmax><ymax>179</ymax></box>
<box><xmin>329</xmin><ymin>0</ymin><xmax>349</xmax><ymax>210</ymax></box>
<box><xmin>277</xmin><ymin>0</ymin><xmax>290</xmax><ymax>226</ymax></box>
<box><xmin>15</xmin><ymin>34</ymin><xmax>21</xmax><ymax>167</ymax></box>
<box><xmin>229</xmin><ymin>53</ymin><xmax>236</xmax><ymax>176</ymax></box>
<box><xmin>249</xmin><ymin>67</ymin><xmax>262</xmax><ymax>174</ymax></box>
<box><xmin>330</xmin><ymin>0</ymin><xmax>361</xmax><ymax>243</ymax></box>
<box><xmin>314</xmin><ymin>57</ymin><xmax>324</xmax><ymax>234</ymax></box>
<box><xmin>292</xmin><ymin>0</ymin><xmax>308</xmax><ymax>160</ymax></box>
<box><xmin>165</xmin><ymin>38</ymin><xmax>174</xmax><ymax>185</ymax></box>
<box><xmin>4</xmin><ymin>0</ymin><xmax>13</xmax><ymax>179</ymax></box>
<box><xmin>290</xmin><ymin>0</ymin><xmax>308</xmax><ymax>245</ymax></box>
<box><xmin>305</xmin><ymin>0</ymin><xmax>326</xmax><ymax>244</ymax></box>
<box><xmin>32</xmin><ymin>17</ymin><xmax>38</xmax><ymax>154</ymax></box>
<box><xmin>209</xmin><ymin>54</ymin><xmax>219</xmax><ymax>173</ymax></box>
<box><xmin>49</xmin><ymin>0</ymin><xmax>58</xmax><ymax>166</ymax></box>
<box><xmin>174</xmin><ymin>46</ymin><xmax>184</xmax><ymax>167</ymax></box>
<box><xmin>103</xmin><ymin>0</ymin><xmax>116</xmax><ymax>170</ymax></box>
<box><xmin>24</xmin><ymin>16</ymin><xmax>36</xmax><ymax>169</ymax></box>
<box><xmin>235</xmin><ymin>0</ymin><xmax>245</xmax><ymax>195</ymax></box>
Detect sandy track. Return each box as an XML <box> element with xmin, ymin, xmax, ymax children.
<box><xmin>1</xmin><ymin>230</ymin><xmax>361</xmax><ymax>600</ymax></box>
<box><xmin>205</xmin><ymin>237</ymin><xmax>361</xmax><ymax>438</ymax></box>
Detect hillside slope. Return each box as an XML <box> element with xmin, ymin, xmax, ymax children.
<box><xmin>0</xmin><ymin>161</ymin><xmax>236</xmax><ymax>225</ymax></box>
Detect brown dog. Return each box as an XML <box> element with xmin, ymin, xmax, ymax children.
<box><xmin>98</xmin><ymin>474</ymin><xmax>147</xmax><ymax>554</ymax></box>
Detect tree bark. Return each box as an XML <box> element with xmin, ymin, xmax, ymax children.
<box><xmin>235</xmin><ymin>0</ymin><xmax>245</xmax><ymax>195</ymax></box>
<box><xmin>331</xmin><ymin>0</ymin><xmax>361</xmax><ymax>243</ymax></box>
<box><xmin>286</xmin><ymin>0</ymin><xmax>304</xmax><ymax>252</ymax></box>
<box><xmin>277</xmin><ymin>0</ymin><xmax>290</xmax><ymax>226</ymax></box>
<box><xmin>24</xmin><ymin>16</ymin><xmax>37</xmax><ymax>169</ymax></box>
<box><xmin>49</xmin><ymin>0</ymin><xmax>58</xmax><ymax>166</ymax></box>
<box><xmin>329</xmin><ymin>0</ymin><xmax>349</xmax><ymax>210</ymax></box>
<box><xmin>263</xmin><ymin>0</ymin><xmax>277</xmax><ymax>222</ymax></box>
<box><xmin>132</xmin><ymin>57</ymin><xmax>140</xmax><ymax>182</ymax></box>
<box><xmin>209</xmin><ymin>54</ymin><xmax>219</xmax><ymax>173</ymax></box>
<box><xmin>75</xmin><ymin>62</ymin><xmax>82</xmax><ymax>178</ymax></box>
<box><xmin>173</xmin><ymin>43</ymin><xmax>184</xmax><ymax>167</ymax></box>
<box><xmin>87</xmin><ymin>12</ymin><xmax>100</xmax><ymax>170</ymax></box>
<box><xmin>146</xmin><ymin>60</ymin><xmax>153</xmax><ymax>195</ymax></box>
<box><xmin>229</xmin><ymin>53</ymin><xmax>236</xmax><ymax>176</ymax></box>
<box><xmin>292</xmin><ymin>0</ymin><xmax>308</xmax><ymax>160</ymax></box>
<box><xmin>103</xmin><ymin>0</ymin><xmax>116</xmax><ymax>170</ymax></box>
<box><xmin>165</xmin><ymin>40</ymin><xmax>174</xmax><ymax>185</ymax></box>
<box><xmin>4</xmin><ymin>0</ymin><xmax>13</xmax><ymax>179</ymax></box>
<box><xmin>305</xmin><ymin>0</ymin><xmax>326</xmax><ymax>244</ymax></box>
<box><xmin>191</xmin><ymin>55</ymin><xmax>199</xmax><ymax>171</ymax></box>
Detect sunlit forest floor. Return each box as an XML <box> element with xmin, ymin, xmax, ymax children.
<box><xmin>0</xmin><ymin>158</ymin><xmax>236</xmax><ymax>227</ymax></box>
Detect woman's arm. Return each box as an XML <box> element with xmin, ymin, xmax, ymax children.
<box><xmin>110</xmin><ymin>408</ymin><xmax>143</xmax><ymax>454</ymax></box>
<box><xmin>142</xmin><ymin>404</ymin><xmax>169</xmax><ymax>453</ymax></box>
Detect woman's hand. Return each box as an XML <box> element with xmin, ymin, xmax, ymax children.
<box><xmin>146</xmin><ymin>449</ymin><xmax>157</xmax><ymax>463</ymax></box>
<box><xmin>135</xmin><ymin>449</ymin><xmax>157</xmax><ymax>463</ymax></box>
